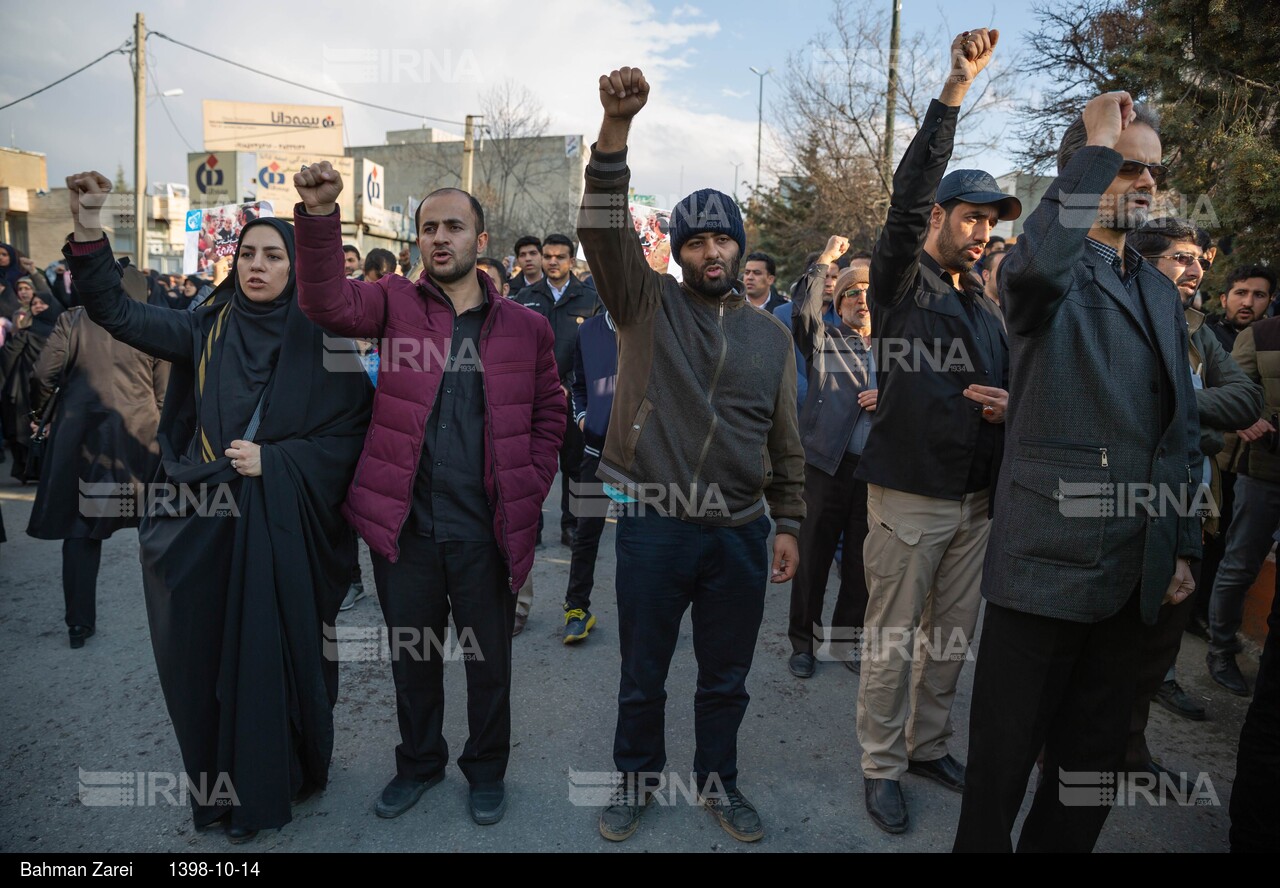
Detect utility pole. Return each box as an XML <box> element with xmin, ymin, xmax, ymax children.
<box><xmin>730</xmin><ymin>160</ymin><xmax>743</xmax><ymax>203</ymax></box>
<box><xmin>461</xmin><ymin>115</ymin><xmax>477</xmax><ymax>193</ymax></box>
<box><xmin>749</xmin><ymin>67</ymin><xmax>772</xmax><ymax>192</ymax></box>
<box><xmin>133</xmin><ymin>12</ymin><xmax>146</xmax><ymax>267</ymax></box>
<box><xmin>882</xmin><ymin>0</ymin><xmax>901</xmax><ymax>189</ymax></box>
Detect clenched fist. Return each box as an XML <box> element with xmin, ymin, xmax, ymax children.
<box><xmin>949</xmin><ymin>27</ymin><xmax>999</xmax><ymax>84</ymax></box>
<box><xmin>1083</xmin><ymin>91</ymin><xmax>1138</xmax><ymax>151</ymax></box>
<box><xmin>65</xmin><ymin>170</ymin><xmax>112</xmax><ymax>241</ymax></box>
<box><xmin>294</xmin><ymin>161</ymin><xmax>343</xmax><ymax>217</ymax></box>
<box><xmin>599</xmin><ymin>66</ymin><xmax>650</xmax><ymax>121</ymax></box>
<box><xmin>819</xmin><ymin>235</ymin><xmax>850</xmax><ymax>266</ymax></box>
<box><xmin>939</xmin><ymin>27</ymin><xmax>999</xmax><ymax>107</ymax></box>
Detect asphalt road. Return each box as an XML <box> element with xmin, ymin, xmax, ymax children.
<box><xmin>0</xmin><ymin>473</ymin><xmax>1256</xmax><ymax>853</ymax></box>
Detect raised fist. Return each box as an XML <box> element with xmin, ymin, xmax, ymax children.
<box><xmin>1083</xmin><ymin>91</ymin><xmax>1137</xmax><ymax>151</ymax></box>
<box><xmin>820</xmin><ymin>235</ymin><xmax>850</xmax><ymax>264</ymax></box>
<box><xmin>65</xmin><ymin>170</ymin><xmax>112</xmax><ymax>226</ymax></box>
<box><xmin>294</xmin><ymin>161</ymin><xmax>343</xmax><ymax>215</ymax></box>
<box><xmin>65</xmin><ymin>171</ymin><xmax>112</xmax><ymax>239</ymax></box>
<box><xmin>599</xmin><ymin>66</ymin><xmax>650</xmax><ymax>121</ymax></box>
<box><xmin>948</xmin><ymin>28</ymin><xmax>999</xmax><ymax>85</ymax></box>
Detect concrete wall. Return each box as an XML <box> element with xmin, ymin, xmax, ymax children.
<box><xmin>347</xmin><ymin>130</ymin><xmax>587</xmax><ymax>258</ymax></box>
<box><xmin>0</xmin><ymin>147</ymin><xmax>48</xmax><ymax>192</ymax></box>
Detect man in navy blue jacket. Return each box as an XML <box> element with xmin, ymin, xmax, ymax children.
<box><xmin>562</xmin><ymin>310</ymin><xmax>618</xmax><ymax>643</ymax></box>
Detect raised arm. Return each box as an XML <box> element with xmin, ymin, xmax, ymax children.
<box><xmin>870</xmin><ymin>29</ymin><xmax>997</xmax><ymax>311</ymax></box>
<box><xmin>62</xmin><ymin>171</ymin><xmax>196</xmax><ymax>365</ymax></box>
<box><xmin>293</xmin><ymin>161</ymin><xmax>390</xmax><ymax>339</ymax></box>
<box><xmin>576</xmin><ymin>66</ymin><xmax>664</xmax><ymax>327</ymax></box>
<box><xmin>795</xmin><ymin>235</ymin><xmax>849</xmax><ymax>365</ymax></box>
<box><xmin>999</xmin><ymin>93</ymin><xmax>1135</xmax><ymax>335</ymax></box>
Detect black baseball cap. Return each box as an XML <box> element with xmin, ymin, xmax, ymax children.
<box><xmin>936</xmin><ymin>169</ymin><xmax>1022</xmax><ymax>221</ymax></box>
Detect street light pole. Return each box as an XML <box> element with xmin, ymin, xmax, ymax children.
<box><xmin>883</xmin><ymin>0</ymin><xmax>901</xmax><ymax>187</ymax></box>
<box><xmin>133</xmin><ymin>12</ymin><xmax>146</xmax><ymax>267</ymax></box>
<box><xmin>461</xmin><ymin>115</ymin><xmax>480</xmax><ymax>193</ymax></box>
<box><xmin>748</xmin><ymin>66</ymin><xmax>771</xmax><ymax>192</ymax></box>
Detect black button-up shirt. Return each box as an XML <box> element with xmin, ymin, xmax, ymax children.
<box><xmin>409</xmin><ymin>291</ymin><xmax>493</xmax><ymax>542</ymax></box>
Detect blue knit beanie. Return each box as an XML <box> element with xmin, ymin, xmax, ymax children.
<box><xmin>669</xmin><ymin>188</ymin><xmax>746</xmax><ymax>258</ymax></box>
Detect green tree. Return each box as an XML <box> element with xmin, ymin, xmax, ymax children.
<box><xmin>1019</xmin><ymin>0</ymin><xmax>1280</xmax><ymax>271</ymax></box>
<box><xmin>751</xmin><ymin>0</ymin><xmax>1020</xmax><ymax>281</ymax></box>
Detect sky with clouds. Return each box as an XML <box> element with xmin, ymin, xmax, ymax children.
<box><xmin>1</xmin><ymin>0</ymin><xmax>1044</xmax><ymax>206</ymax></box>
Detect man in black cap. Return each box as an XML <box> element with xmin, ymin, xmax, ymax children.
<box><xmin>852</xmin><ymin>26</ymin><xmax>1018</xmax><ymax>836</ymax></box>
<box><xmin>577</xmin><ymin>64</ymin><xmax>805</xmax><ymax>845</ymax></box>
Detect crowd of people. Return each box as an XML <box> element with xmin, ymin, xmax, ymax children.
<box><xmin>1</xmin><ymin>25</ymin><xmax>1276</xmax><ymax>853</ymax></box>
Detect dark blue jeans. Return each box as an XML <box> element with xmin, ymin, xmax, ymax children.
<box><xmin>612</xmin><ymin>510</ymin><xmax>770</xmax><ymax>792</ymax></box>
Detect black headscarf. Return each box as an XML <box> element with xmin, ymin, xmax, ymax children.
<box><xmin>195</xmin><ymin>217</ymin><xmax>295</xmax><ymax>463</ymax></box>
<box><xmin>28</xmin><ymin>291</ymin><xmax>64</xmax><ymax>337</ymax></box>
<box><xmin>0</xmin><ymin>243</ymin><xmax>23</xmax><ymax>289</ymax></box>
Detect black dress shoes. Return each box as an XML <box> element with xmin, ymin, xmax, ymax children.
<box><xmin>226</xmin><ymin>825</ymin><xmax>258</xmax><ymax>844</ymax></box>
<box><xmin>469</xmin><ymin>780</ymin><xmax>507</xmax><ymax>825</ymax></box>
<box><xmin>1206</xmin><ymin>651</ymin><xmax>1250</xmax><ymax>697</ymax></box>
<box><xmin>788</xmin><ymin>652</ymin><xmax>816</xmax><ymax>678</ymax></box>
<box><xmin>375</xmin><ymin>772</ymin><xmax>444</xmax><ymax>818</ymax></box>
<box><xmin>69</xmin><ymin>626</ymin><xmax>95</xmax><ymax>649</ymax></box>
<box><xmin>1154</xmin><ymin>679</ymin><xmax>1207</xmax><ymax>720</ymax></box>
<box><xmin>907</xmin><ymin>753</ymin><xmax>966</xmax><ymax>793</ymax></box>
<box><xmin>864</xmin><ymin>778</ymin><xmax>908</xmax><ymax>834</ymax></box>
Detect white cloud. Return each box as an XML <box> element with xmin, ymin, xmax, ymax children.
<box><xmin>1</xmin><ymin>0</ymin><xmax>777</xmax><ymax>208</ymax></box>
<box><xmin>721</xmin><ymin>88</ymin><xmax>750</xmax><ymax>99</ymax></box>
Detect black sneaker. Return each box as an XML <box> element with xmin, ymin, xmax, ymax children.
<box><xmin>598</xmin><ymin>778</ymin><xmax>648</xmax><ymax>842</ymax></box>
<box><xmin>700</xmin><ymin>786</ymin><xmax>763</xmax><ymax>843</ymax></box>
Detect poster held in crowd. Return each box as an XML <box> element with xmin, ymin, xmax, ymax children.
<box><xmin>629</xmin><ymin>203</ymin><xmax>674</xmax><ymax>277</ymax></box>
<box><xmin>183</xmin><ymin>201</ymin><xmax>274</xmax><ymax>276</ymax></box>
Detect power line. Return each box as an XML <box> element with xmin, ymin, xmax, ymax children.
<box><xmin>0</xmin><ymin>42</ymin><xmax>130</xmax><ymax>112</ymax></box>
<box><xmin>146</xmin><ymin>30</ymin><xmax>467</xmax><ymax>129</ymax></box>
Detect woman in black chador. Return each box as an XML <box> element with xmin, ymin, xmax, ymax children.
<box><xmin>62</xmin><ymin>171</ymin><xmax>372</xmax><ymax>844</ymax></box>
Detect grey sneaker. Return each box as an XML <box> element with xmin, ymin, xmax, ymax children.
<box><xmin>701</xmin><ymin>786</ymin><xmax>763</xmax><ymax>842</ymax></box>
<box><xmin>598</xmin><ymin>778</ymin><xmax>648</xmax><ymax>842</ymax></box>
<box><xmin>339</xmin><ymin>583</ymin><xmax>368</xmax><ymax>612</ymax></box>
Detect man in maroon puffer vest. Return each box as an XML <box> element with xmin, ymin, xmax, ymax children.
<box><xmin>292</xmin><ymin>161</ymin><xmax>565</xmax><ymax>827</ymax></box>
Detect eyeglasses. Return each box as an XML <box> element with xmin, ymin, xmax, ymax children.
<box><xmin>1118</xmin><ymin>159</ymin><xmax>1169</xmax><ymax>186</ymax></box>
<box><xmin>842</xmin><ymin>287</ymin><xmax>869</xmax><ymax>300</ymax></box>
<box><xmin>1157</xmin><ymin>252</ymin><xmax>1205</xmax><ymax>267</ymax></box>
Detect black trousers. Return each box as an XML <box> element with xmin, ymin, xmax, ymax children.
<box><xmin>1126</xmin><ymin>560</ymin><xmax>1199</xmax><ymax>768</ymax></box>
<box><xmin>613</xmin><ymin>511</ymin><xmax>770</xmax><ymax>792</ymax></box>
<box><xmin>1230</xmin><ymin>562</ymin><xmax>1280</xmax><ymax>851</ymax></box>
<box><xmin>62</xmin><ymin>537</ymin><xmax>102</xmax><ymax>629</ymax></box>
<box><xmin>1196</xmin><ymin>470</ymin><xmax>1236</xmax><ymax>622</ymax></box>
<box><xmin>348</xmin><ymin>526</ymin><xmax>363</xmax><ymax>586</ymax></box>
<box><xmin>788</xmin><ymin>455</ymin><xmax>869</xmax><ymax>656</ymax></box>
<box><xmin>371</xmin><ymin>532</ymin><xmax>515</xmax><ymax>785</ymax></box>
<box><xmin>954</xmin><ymin>591</ymin><xmax>1143</xmax><ymax>853</ymax></box>
<box><xmin>564</xmin><ymin>453</ymin><xmax>606</xmax><ymax>612</ymax></box>
<box><xmin>558</xmin><ymin>408</ymin><xmax>584</xmax><ymax>535</ymax></box>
